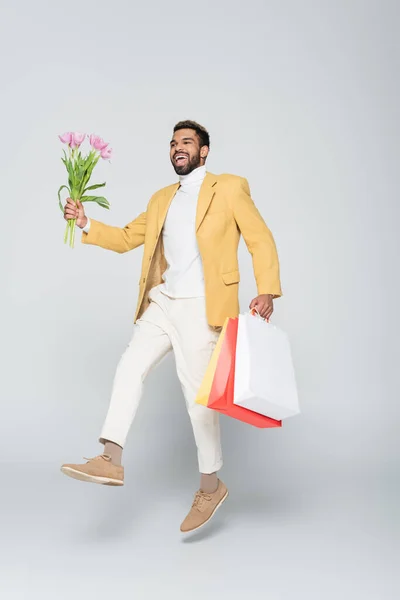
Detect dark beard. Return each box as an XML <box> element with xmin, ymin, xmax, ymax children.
<box><xmin>172</xmin><ymin>152</ymin><xmax>202</xmax><ymax>176</ymax></box>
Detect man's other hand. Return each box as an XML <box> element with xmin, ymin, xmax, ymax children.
<box><xmin>249</xmin><ymin>294</ymin><xmax>274</xmax><ymax>321</ymax></box>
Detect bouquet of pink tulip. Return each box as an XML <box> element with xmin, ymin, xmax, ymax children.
<box><xmin>58</xmin><ymin>131</ymin><xmax>112</xmax><ymax>248</ymax></box>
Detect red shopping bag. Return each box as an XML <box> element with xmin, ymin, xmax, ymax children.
<box><xmin>208</xmin><ymin>318</ymin><xmax>281</xmax><ymax>428</ymax></box>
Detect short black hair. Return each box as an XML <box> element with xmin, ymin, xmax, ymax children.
<box><xmin>173</xmin><ymin>120</ymin><xmax>210</xmax><ymax>149</ymax></box>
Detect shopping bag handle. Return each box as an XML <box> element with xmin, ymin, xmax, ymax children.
<box><xmin>250</xmin><ymin>307</ymin><xmax>269</xmax><ymax>322</ymax></box>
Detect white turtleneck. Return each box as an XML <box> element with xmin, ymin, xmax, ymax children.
<box><xmin>81</xmin><ymin>164</ymin><xmax>207</xmax><ymax>298</ymax></box>
<box><xmin>158</xmin><ymin>164</ymin><xmax>206</xmax><ymax>298</ymax></box>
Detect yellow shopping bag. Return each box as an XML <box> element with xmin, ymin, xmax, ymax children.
<box><xmin>195</xmin><ymin>317</ymin><xmax>230</xmax><ymax>406</ymax></box>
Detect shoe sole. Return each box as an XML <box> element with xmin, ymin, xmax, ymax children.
<box><xmin>181</xmin><ymin>489</ymin><xmax>229</xmax><ymax>533</ymax></box>
<box><xmin>60</xmin><ymin>466</ymin><xmax>124</xmax><ymax>486</ymax></box>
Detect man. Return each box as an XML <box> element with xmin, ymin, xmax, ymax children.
<box><xmin>61</xmin><ymin>120</ymin><xmax>282</xmax><ymax>533</ymax></box>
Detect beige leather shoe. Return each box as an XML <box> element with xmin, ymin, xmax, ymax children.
<box><xmin>180</xmin><ymin>480</ymin><xmax>228</xmax><ymax>533</ymax></box>
<box><xmin>60</xmin><ymin>454</ymin><xmax>124</xmax><ymax>486</ymax></box>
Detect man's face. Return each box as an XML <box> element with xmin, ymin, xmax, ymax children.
<box><xmin>170</xmin><ymin>128</ymin><xmax>208</xmax><ymax>175</ymax></box>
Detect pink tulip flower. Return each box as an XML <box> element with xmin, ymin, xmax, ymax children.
<box><xmin>59</xmin><ymin>132</ymin><xmax>73</xmax><ymax>145</ymax></box>
<box><xmin>100</xmin><ymin>146</ymin><xmax>113</xmax><ymax>160</ymax></box>
<box><xmin>70</xmin><ymin>132</ymin><xmax>86</xmax><ymax>148</ymax></box>
<box><xmin>89</xmin><ymin>134</ymin><xmax>109</xmax><ymax>151</ymax></box>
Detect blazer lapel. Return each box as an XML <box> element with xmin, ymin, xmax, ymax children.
<box><xmin>157</xmin><ymin>182</ymin><xmax>180</xmax><ymax>234</ymax></box>
<box><xmin>156</xmin><ymin>171</ymin><xmax>218</xmax><ymax>235</ymax></box>
<box><xmin>195</xmin><ymin>172</ymin><xmax>218</xmax><ymax>231</ymax></box>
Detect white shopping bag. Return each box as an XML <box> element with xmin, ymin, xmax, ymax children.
<box><xmin>233</xmin><ymin>312</ymin><xmax>300</xmax><ymax>420</ymax></box>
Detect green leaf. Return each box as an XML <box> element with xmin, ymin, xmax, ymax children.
<box><xmin>75</xmin><ymin>163</ymin><xmax>84</xmax><ymax>183</ymax></box>
<box><xmin>80</xmin><ymin>195</ymin><xmax>110</xmax><ymax>209</ymax></box>
<box><xmin>58</xmin><ymin>185</ymin><xmax>71</xmax><ymax>213</ymax></box>
<box><xmin>65</xmin><ymin>159</ymin><xmax>75</xmax><ymax>188</ymax></box>
<box><xmin>79</xmin><ymin>155</ymin><xmax>100</xmax><ymax>195</ymax></box>
<box><xmin>82</xmin><ymin>151</ymin><xmax>96</xmax><ymax>176</ymax></box>
<box><xmin>83</xmin><ymin>182</ymin><xmax>106</xmax><ymax>192</ymax></box>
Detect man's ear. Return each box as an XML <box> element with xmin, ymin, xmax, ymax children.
<box><xmin>200</xmin><ymin>146</ymin><xmax>209</xmax><ymax>160</ymax></box>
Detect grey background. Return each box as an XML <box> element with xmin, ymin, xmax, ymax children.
<box><xmin>1</xmin><ymin>0</ymin><xmax>399</xmax><ymax>598</ymax></box>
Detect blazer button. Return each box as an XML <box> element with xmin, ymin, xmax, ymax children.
<box><xmin>142</xmin><ymin>277</ymin><xmax>146</xmax><ymax>283</ymax></box>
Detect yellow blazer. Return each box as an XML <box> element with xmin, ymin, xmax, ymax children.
<box><xmin>82</xmin><ymin>172</ymin><xmax>282</xmax><ymax>327</ymax></box>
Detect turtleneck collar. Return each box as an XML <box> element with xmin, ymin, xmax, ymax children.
<box><xmin>178</xmin><ymin>164</ymin><xmax>207</xmax><ymax>187</ymax></box>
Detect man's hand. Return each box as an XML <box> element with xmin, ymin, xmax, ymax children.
<box><xmin>249</xmin><ymin>294</ymin><xmax>274</xmax><ymax>321</ymax></box>
<box><xmin>64</xmin><ymin>198</ymin><xmax>88</xmax><ymax>229</ymax></box>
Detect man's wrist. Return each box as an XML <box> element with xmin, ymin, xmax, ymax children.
<box><xmin>81</xmin><ymin>217</ymin><xmax>90</xmax><ymax>232</ymax></box>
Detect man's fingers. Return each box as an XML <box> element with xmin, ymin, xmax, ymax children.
<box><xmin>249</xmin><ymin>298</ymin><xmax>258</xmax><ymax>310</ymax></box>
<box><xmin>265</xmin><ymin>307</ymin><xmax>273</xmax><ymax>321</ymax></box>
<box><xmin>256</xmin><ymin>303</ymin><xmax>273</xmax><ymax>319</ymax></box>
<box><xmin>254</xmin><ymin>304</ymin><xmax>266</xmax><ymax>317</ymax></box>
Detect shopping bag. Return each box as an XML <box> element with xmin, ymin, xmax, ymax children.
<box><xmin>195</xmin><ymin>317</ymin><xmax>230</xmax><ymax>406</ymax></box>
<box><xmin>208</xmin><ymin>317</ymin><xmax>281</xmax><ymax>428</ymax></box>
<box><xmin>207</xmin><ymin>318</ymin><xmax>237</xmax><ymax>411</ymax></box>
<box><xmin>233</xmin><ymin>312</ymin><xmax>300</xmax><ymax>420</ymax></box>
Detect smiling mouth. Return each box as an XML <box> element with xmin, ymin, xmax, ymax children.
<box><xmin>174</xmin><ymin>154</ymin><xmax>188</xmax><ymax>164</ymax></box>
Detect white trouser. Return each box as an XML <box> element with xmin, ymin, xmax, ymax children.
<box><xmin>100</xmin><ymin>284</ymin><xmax>223</xmax><ymax>474</ymax></box>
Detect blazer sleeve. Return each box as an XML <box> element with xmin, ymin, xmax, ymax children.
<box><xmin>81</xmin><ymin>211</ymin><xmax>147</xmax><ymax>253</ymax></box>
<box><xmin>232</xmin><ymin>177</ymin><xmax>282</xmax><ymax>298</ymax></box>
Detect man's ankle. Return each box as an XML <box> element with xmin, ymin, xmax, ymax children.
<box><xmin>103</xmin><ymin>440</ymin><xmax>123</xmax><ymax>466</ymax></box>
<box><xmin>200</xmin><ymin>472</ymin><xmax>219</xmax><ymax>494</ymax></box>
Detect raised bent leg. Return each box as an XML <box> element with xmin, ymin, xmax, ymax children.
<box><xmin>99</xmin><ymin>301</ymin><xmax>172</xmax><ymax>448</ymax></box>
